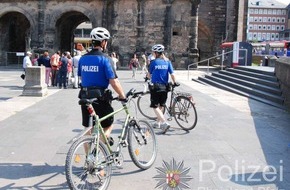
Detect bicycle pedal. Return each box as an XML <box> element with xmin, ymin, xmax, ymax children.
<box><xmin>114</xmin><ymin>152</ymin><xmax>124</xmax><ymax>169</ymax></box>
<box><xmin>120</xmin><ymin>140</ymin><xmax>128</xmax><ymax>147</ymax></box>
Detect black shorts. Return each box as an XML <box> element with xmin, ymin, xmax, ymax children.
<box><xmin>150</xmin><ymin>91</ymin><xmax>168</xmax><ymax>108</ymax></box>
<box><xmin>81</xmin><ymin>100</ymin><xmax>114</xmax><ymax>128</ymax></box>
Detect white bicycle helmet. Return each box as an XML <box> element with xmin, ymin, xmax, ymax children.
<box><xmin>90</xmin><ymin>27</ymin><xmax>111</xmax><ymax>41</ymax></box>
<box><xmin>151</xmin><ymin>44</ymin><xmax>165</xmax><ymax>52</ymax></box>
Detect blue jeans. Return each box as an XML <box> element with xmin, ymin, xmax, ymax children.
<box><xmin>58</xmin><ymin>70</ymin><xmax>67</xmax><ymax>88</ymax></box>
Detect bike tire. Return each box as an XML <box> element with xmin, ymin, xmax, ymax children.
<box><xmin>137</xmin><ymin>93</ymin><xmax>165</xmax><ymax>120</ymax></box>
<box><xmin>65</xmin><ymin>136</ymin><xmax>112</xmax><ymax>190</ymax></box>
<box><xmin>172</xmin><ymin>96</ymin><xmax>197</xmax><ymax>131</ymax></box>
<box><xmin>137</xmin><ymin>93</ymin><xmax>157</xmax><ymax>120</ymax></box>
<box><xmin>128</xmin><ymin>119</ymin><xmax>157</xmax><ymax>170</ymax></box>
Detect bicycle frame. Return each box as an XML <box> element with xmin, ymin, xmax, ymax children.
<box><xmin>79</xmin><ymin>90</ymin><xmax>144</xmax><ymax>160</ymax></box>
<box><xmin>163</xmin><ymin>84</ymin><xmax>194</xmax><ymax>118</ymax></box>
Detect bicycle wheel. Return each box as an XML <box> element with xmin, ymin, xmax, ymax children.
<box><xmin>172</xmin><ymin>96</ymin><xmax>197</xmax><ymax>131</ymax></box>
<box><xmin>137</xmin><ymin>93</ymin><xmax>157</xmax><ymax>120</ymax></box>
<box><xmin>65</xmin><ymin>136</ymin><xmax>112</xmax><ymax>190</ymax></box>
<box><xmin>128</xmin><ymin>119</ymin><xmax>157</xmax><ymax>170</ymax></box>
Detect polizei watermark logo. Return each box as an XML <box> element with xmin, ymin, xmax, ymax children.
<box><xmin>154</xmin><ymin>158</ymin><xmax>192</xmax><ymax>189</ymax></box>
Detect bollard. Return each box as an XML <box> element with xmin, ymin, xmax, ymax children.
<box><xmin>22</xmin><ymin>66</ymin><xmax>48</xmax><ymax>96</ymax></box>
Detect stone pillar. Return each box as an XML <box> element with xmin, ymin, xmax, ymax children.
<box><xmin>163</xmin><ymin>1</ymin><xmax>173</xmax><ymax>51</ymax></box>
<box><xmin>22</xmin><ymin>66</ymin><xmax>48</xmax><ymax>96</ymax></box>
<box><xmin>188</xmin><ymin>0</ymin><xmax>201</xmax><ymax>68</ymax></box>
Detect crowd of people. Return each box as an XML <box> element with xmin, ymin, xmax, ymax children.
<box><xmin>22</xmin><ymin>50</ymin><xmax>82</xmax><ymax>89</ymax></box>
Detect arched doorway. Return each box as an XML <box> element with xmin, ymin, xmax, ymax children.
<box><xmin>198</xmin><ymin>21</ymin><xmax>213</xmax><ymax>63</ymax></box>
<box><xmin>55</xmin><ymin>11</ymin><xmax>90</xmax><ymax>55</ymax></box>
<box><xmin>0</xmin><ymin>12</ymin><xmax>30</xmax><ymax>66</ymax></box>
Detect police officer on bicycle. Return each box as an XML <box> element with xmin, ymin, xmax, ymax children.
<box><xmin>78</xmin><ymin>27</ymin><xmax>126</xmax><ymax>145</ymax></box>
<box><xmin>148</xmin><ymin>44</ymin><xmax>178</xmax><ymax>134</ymax></box>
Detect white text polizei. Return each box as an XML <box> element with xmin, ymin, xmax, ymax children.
<box><xmin>82</xmin><ymin>65</ymin><xmax>99</xmax><ymax>72</ymax></box>
<box><xmin>155</xmin><ymin>65</ymin><xmax>168</xmax><ymax>70</ymax></box>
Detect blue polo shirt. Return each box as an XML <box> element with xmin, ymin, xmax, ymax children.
<box><xmin>149</xmin><ymin>58</ymin><xmax>174</xmax><ymax>84</ymax></box>
<box><xmin>78</xmin><ymin>49</ymin><xmax>116</xmax><ymax>88</ymax></box>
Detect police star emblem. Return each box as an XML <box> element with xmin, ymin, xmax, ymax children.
<box><xmin>154</xmin><ymin>158</ymin><xmax>192</xmax><ymax>189</ymax></box>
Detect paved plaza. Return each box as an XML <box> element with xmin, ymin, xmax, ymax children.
<box><xmin>0</xmin><ymin>68</ymin><xmax>290</xmax><ymax>190</ymax></box>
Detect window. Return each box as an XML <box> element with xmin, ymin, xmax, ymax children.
<box><xmin>83</xmin><ymin>29</ymin><xmax>91</xmax><ymax>37</ymax></box>
<box><xmin>74</xmin><ymin>29</ymin><xmax>82</xmax><ymax>37</ymax></box>
<box><xmin>248</xmin><ymin>33</ymin><xmax>253</xmax><ymax>40</ymax></box>
<box><xmin>281</xmin><ymin>25</ymin><xmax>285</xmax><ymax>30</ymax></box>
<box><xmin>263</xmin><ymin>17</ymin><xmax>267</xmax><ymax>22</ymax></box>
<box><xmin>282</xmin><ymin>18</ymin><xmax>285</xmax><ymax>23</ymax></box>
<box><xmin>272</xmin><ymin>25</ymin><xmax>276</xmax><ymax>30</ymax></box>
<box><xmin>254</xmin><ymin>17</ymin><xmax>258</xmax><ymax>22</ymax></box>
<box><xmin>268</xmin><ymin>17</ymin><xmax>271</xmax><ymax>22</ymax></box>
<box><xmin>255</xmin><ymin>9</ymin><xmax>259</xmax><ymax>14</ymax></box>
<box><xmin>259</xmin><ymin>17</ymin><xmax>263</xmax><ymax>22</ymax></box>
<box><xmin>271</xmin><ymin>33</ymin><xmax>275</xmax><ymax>40</ymax></box>
<box><xmin>264</xmin><ymin>9</ymin><xmax>268</xmax><ymax>14</ymax></box>
<box><xmin>262</xmin><ymin>33</ymin><xmax>266</xmax><ymax>40</ymax></box>
<box><xmin>263</xmin><ymin>25</ymin><xmax>267</xmax><ymax>30</ymax></box>
<box><xmin>249</xmin><ymin>25</ymin><xmax>253</xmax><ymax>30</ymax></box>
<box><xmin>267</xmin><ymin>25</ymin><xmax>271</xmax><ymax>30</ymax></box>
<box><xmin>254</xmin><ymin>25</ymin><xmax>258</xmax><ymax>30</ymax></box>
<box><xmin>272</xmin><ymin>17</ymin><xmax>276</xmax><ymax>22</ymax></box>
<box><xmin>249</xmin><ymin>17</ymin><xmax>254</xmax><ymax>22</ymax></box>
<box><xmin>276</xmin><ymin>26</ymin><xmax>280</xmax><ymax>30</ymax></box>
<box><xmin>258</xmin><ymin>33</ymin><xmax>262</xmax><ymax>40</ymax></box>
<box><xmin>275</xmin><ymin>33</ymin><xmax>279</xmax><ymax>40</ymax></box>
<box><xmin>253</xmin><ymin>33</ymin><xmax>257</xmax><ymax>39</ymax></box>
<box><xmin>277</xmin><ymin>10</ymin><xmax>282</xmax><ymax>15</ymax></box>
<box><xmin>250</xmin><ymin>9</ymin><xmax>254</xmax><ymax>14</ymax></box>
<box><xmin>258</xmin><ymin>25</ymin><xmax>262</xmax><ymax>30</ymax></box>
<box><xmin>268</xmin><ymin>9</ymin><xmax>272</xmax><ymax>14</ymax></box>
<box><xmin>282</xmin><ymin>10</ymin><xmax>286</xmax><ymax>15</ymax></box>
<box><xmin>259</xmin><ymin>9</ymin><xmax>263</xmax><ymax>14</ymax></box>
<box><xmin>267</xmin><ymin>33</ymin><xmax>271</xmax><ymax>40</ymax></box>
<box><xmin>273</xmin><ymin>10</ymin><xmax>277</xmax><ymax>15</ymax></box>
<box><xmin>277</xmin><ymin>18</ymin><xmax>280</xmax><ymax>23</ymax></box>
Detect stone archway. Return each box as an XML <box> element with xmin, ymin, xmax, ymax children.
<box><xmin>55</xmin><ymin>11</ymin><xmax>90</xmax><ymax>54</ymax></box>
<box><xmin>0</xmin><ymin>11</ymin><xmax>31</xmax><ymax>65</ymax></box>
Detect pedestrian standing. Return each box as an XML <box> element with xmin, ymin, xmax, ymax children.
<box><xmin>129</xmin><ymin>53</ymin><xmax>139</xmax><ymax>79</ymax></box>
<box><xmin>59</xmin><ymin>52</ymin><xmax>68</xmax><ymax>89</ymax></box>
<box><xmin>110</xmin><ymin>52</ymin><xmax>119</xmax><ymax>70</ymax></box>
<box><xmin>22</xmin><ymin>51</ymin><xmax>32</xmax><ymax>73</ymax></box>
<box><xmin>41</xmin><ymin>51</ymin><xmax>51</xmax><ymax>87</ymax></box>
<box><xmin>72</xmin><ymin>50</ymin><xmax>82</xmax><ymax>89</ymax></box>
<box><xmin>67</xmin><ymin>52</ymin><xmax>73</xmax><ymax>87</ymax></box>
<box><xmin>50</xmin><ymin>51</ymin><xmax>61</xmax><ymax>87</ymax></box>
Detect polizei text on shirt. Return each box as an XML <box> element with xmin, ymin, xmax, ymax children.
<box><xmin>82</xmin><ymin>65</ymin><xmax>99</xmax><ymax>72</ymax></box>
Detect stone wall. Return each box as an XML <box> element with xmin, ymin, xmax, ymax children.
<box><xmin>275</xmin><ymin>57</ymin><xmax>290</xmax><ymax>110</ymax></box>
<box><xmin>0</xmin><ymin>0</ymin><xmax>244</xmax><ymax>68</ymax></box>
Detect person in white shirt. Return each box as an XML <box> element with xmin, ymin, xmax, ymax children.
<box><xmin>72</xmin><ymin>50</ymin><xmax>82</xmax><ymax>88</ymax></box>
<box><xmin>22</xmin><ymin>51</ymin><xmax>32</xmax><ymax>72</ymax></box>
<box><xmin>110</xmin><ymin>52</ymin><xmax>119</xmax><ymax>70</ymax></box>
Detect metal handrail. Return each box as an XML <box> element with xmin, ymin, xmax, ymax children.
<box><xmin>187</xmin><ymin>49</ymin><xmax>247</xmax><ymax>80</ymax></box>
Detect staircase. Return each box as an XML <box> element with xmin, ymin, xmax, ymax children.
<box><xmin>195</xmin><ymin>66</ymin><xmax>285</xmax><ymax>109</ymax></box>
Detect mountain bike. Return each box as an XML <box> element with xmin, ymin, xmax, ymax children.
<box><xmin>137</xmin><ymin>82</ymin><xmax>197</xmax><ymax>131</ymax></box>
<box><xmin>65</xmin><ymin>88</ymin><xmax>157</xmax><ymax>190</ymax></box>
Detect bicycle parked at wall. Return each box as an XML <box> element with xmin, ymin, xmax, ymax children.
<box><xmin>137</xmin><ymin>82</ymin><xmax>197</xmax><ymax>131</ymax></box>
<box><xmin>65</xmin><ymin>88</ymin><xmax>157</xmax><ymax>190</ymax></box>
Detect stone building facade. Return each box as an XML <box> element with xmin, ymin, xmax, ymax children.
<box><xmin>0</xmin><ymin>0</ymin><xmax>244</xmax><ymax>68</ymax></box>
